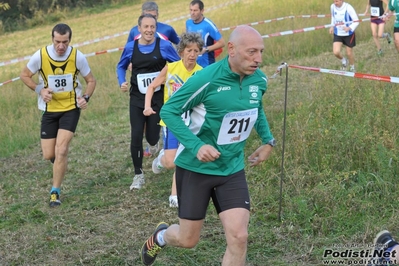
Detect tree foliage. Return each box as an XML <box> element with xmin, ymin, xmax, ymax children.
<box><xmin>0</xmin><ymin>3</ymin><xmax>11</xmax><ymax>10</ymax></box>
<box><xmin>0</xmin><ymin>0</ymin><xmax>136</xmax><ymax>32</ymax></box>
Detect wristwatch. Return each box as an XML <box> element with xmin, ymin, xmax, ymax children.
<box><xmin>205</xmin><ymin>47</ymin><xmax>209</xmax><ymax>53</ymax></box>
<box><xmin>83</xmin><ymin>94</ymin><xmax>90</xmax><ymax>103</ymax></box>
<box><xmin>266</xmin><ymin>138</ymin><xmax>276</xmax><ymax>147</ymax></box>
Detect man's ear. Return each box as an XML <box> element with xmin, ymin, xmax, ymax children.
<box><xmin>227</xmin><ymin>42</ymin><xmax>234</xmax><ymax>56</ymax></box>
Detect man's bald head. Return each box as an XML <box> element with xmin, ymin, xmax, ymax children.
<box><xmin>227</xmin><ymin>25</ymin><xmax>264</xmax><ymax>78</ymax></box>
<box><xmin>229</xmin><ymin>25</ymin><xmax>262</xmax><ymax>45</ymax></box>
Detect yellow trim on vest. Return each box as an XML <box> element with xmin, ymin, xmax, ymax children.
<box><xmin>39</xmin><ymin>47</ymin><xmax>79</xmax><ymax>112</ymax></box>
<box><xmin>160</xmin><ymin>60</ymin><xmax>202</xmax><ymax>126</ymax></box>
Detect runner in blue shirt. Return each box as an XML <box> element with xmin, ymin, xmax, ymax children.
<box><xmin>126</xmin><ymin>1</ymin><xmax>180</xmax><ymax>45</ymax></box>
<box><xmin>186</xmin><ymin>0</ymin><xmax>225</xmax><ymax>67</ymax></box>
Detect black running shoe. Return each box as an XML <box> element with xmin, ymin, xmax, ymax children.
<box><xmin>49</xmin><ymin>191</ymin><xmax>61</xmax><ymax>207</ymax></box>
<box><xmin>141</xmin><ymin>222</ymin><xmax>168</xmax><ymax>265</ymax></box>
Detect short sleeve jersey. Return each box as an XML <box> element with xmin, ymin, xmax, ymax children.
<box><xmin>186</xmin><ymin>18</ymin><xmax>222</xmax><ymax>67</ymax></box>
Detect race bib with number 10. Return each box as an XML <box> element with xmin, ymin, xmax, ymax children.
<box><xmin>137</xmin><ymin>72</ymin><xmax>161</xmax><ymax>94</ymax></box>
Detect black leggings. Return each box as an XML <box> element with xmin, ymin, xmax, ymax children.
<box><xmin>129</xmin><ymin>100</ymin><xmax>161</xmax><ymax>174</ymax></box>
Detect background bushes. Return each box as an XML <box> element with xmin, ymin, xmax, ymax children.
<box><xmin>0</xmin><ymin>0</ymin><xmax>139</xmax><ymax>32</ymax></box>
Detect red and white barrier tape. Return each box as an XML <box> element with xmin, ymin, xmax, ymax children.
<box><xmin>219</xmin><ymin>14</ymin><xmax>335</xmax><ymax>31</ymax></box>
<box><xmin>262</xmin><ymin>17</ymin><xmax>372</xmax><ymax>38</ymax></box>
<box><xmin>271</xmin><ymin>63</ymin><xmax>399</xmax><ymax>83</ymax></box>
<box><xmin>217</xmin><ymin>12</ymin><xmax>375</xmax><ymax>31</ymax></box>
<box><xmin>0</xmin><ymin>47</ymin><xmax>124</xmax><ymax>87</ymax></box>
<box><xmin>0</xmin><ymin>77</ymin><xmax>21</xmax><ymax>87</ymax></box>
<box><xmin>83</xmin><ymin>47</ymin><xmax>124</xmax><ymax>58</ymax></box>
<box><xmin>0</xmin><ymin>10</ymin><xmax>381</xmax><ymax>67</ymax></box>
<box><xmin>1</xmin><ymin>9</ymin><xmax>395</xmax><ymax>85</ymax></box>
<box><xmin>0</xmin><ymin>0</ymin><xmax>240</xmax><ymax>68</ymax></box>
<box><xmin>261</xmin><ymin>12</ymin><xmax>395</xmax><ymax>39</ymax></box>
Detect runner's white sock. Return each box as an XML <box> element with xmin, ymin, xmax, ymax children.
<box><xmin>157</xmin><ymin>151</ymin><xmax>164</xmax><ymax>168</ymax></box>
<box><xmin>156</xmin><ymin>229</ymin><xmax>167</xmax><ymax>246</ymax></box>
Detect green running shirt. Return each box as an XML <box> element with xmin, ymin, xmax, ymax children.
<box><xmin>160</xmin><ymin>56</ymin><xmax>274</xmax><ymax>176</ymax></box>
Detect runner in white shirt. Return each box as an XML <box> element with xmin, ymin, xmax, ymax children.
<box><xmin>329</xmin><ymin>0</ymin><xmax>360</xmax><ymax>71</ymax></box>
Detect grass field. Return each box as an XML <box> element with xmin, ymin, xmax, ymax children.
<box><xmin>2</xmin><ymin>0</ymin><xmax>399</xmax><ymax>265</ymax></box>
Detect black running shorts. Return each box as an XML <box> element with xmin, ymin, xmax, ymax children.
<box><xmin>333</xmin><ymin>33</ymin><xmax>356</xmax><ymax>48</ymax></box>
<box><xmin>175</xmin><ymin>166</ymin><xmax>250</xmax><ymax>220</ymax></box>
<box><xmin>40</xmin><ymin>108</ymin><xmax>81</xmax><ymax>139</ymax></box>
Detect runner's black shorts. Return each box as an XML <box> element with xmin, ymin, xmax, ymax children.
<box><xmin>333</xmin><ymin>33</ymin><xmax>356</xmax><ymax>48</ymax></box>
<box><xmin>40</xmin><ymin>108</ymin><xmax>80</xmax><ymax>139</ymax></box>
<box><xmin>175</xmin><ymin>166</ymin><xmax>250</xmax><ymax>220</ymax></box>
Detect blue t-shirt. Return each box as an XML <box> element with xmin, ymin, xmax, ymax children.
<box><xmin>186</xmin><ymin>17</ymin><xmax>222</xmax><ymax>67</ymax></box>
<box><xmin>126</xmin><ymin>22</ymin><xmax>180</xmax><ymax>45</ymax></box>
